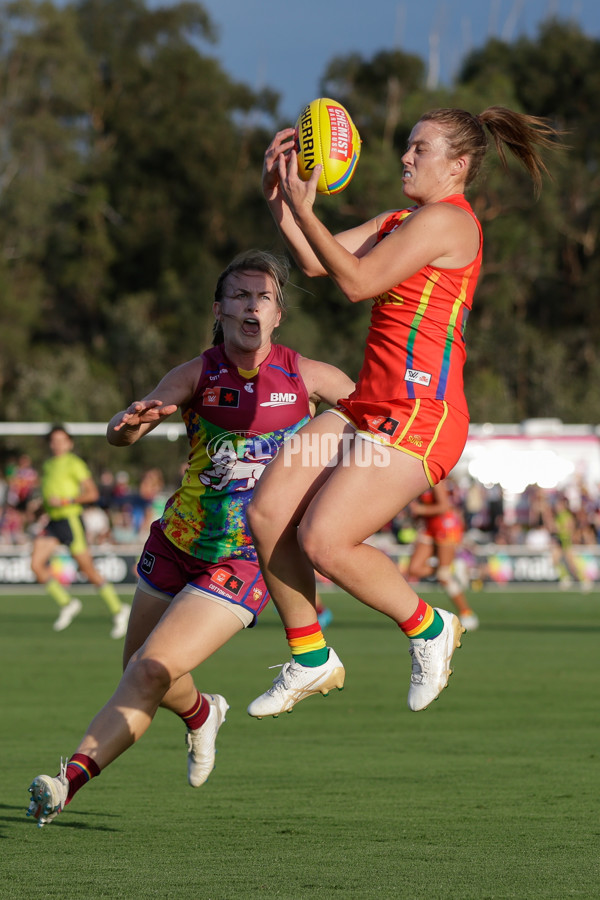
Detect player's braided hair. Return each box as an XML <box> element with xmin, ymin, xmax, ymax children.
<box><xmin>212</xmin><ymin>249</ymin><xmax>289</xmax><ymax>346</ymax></box>
<box><xmin>420</xmin><ymin>106</ymin><xmax>562</xmax><ymax>197</ymax></box>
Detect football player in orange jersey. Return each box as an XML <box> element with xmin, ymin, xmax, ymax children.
<box><xmin>248</xmin><ymin>105</ymin><xmax>561</xmax><ymax>717</ymax></box>
<box><xmin>407</xmin><ymin>481</ymin><xmax>479</xmax><ymax>631</ymax></box>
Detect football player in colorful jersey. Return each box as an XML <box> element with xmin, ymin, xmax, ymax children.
<box><xmin>26</xmin><ymin>250</ymin><xmax>354</xmax><ymax>827</ymax></box>
<box><xmin>247</xmin><ymin>105</ymin><xmax>561</xmax><ymax>717</ymax></box>
<box><xmin>407</xmin><ymin>481</ymin><xmax>479</xmax><ymax>631</ymax></box>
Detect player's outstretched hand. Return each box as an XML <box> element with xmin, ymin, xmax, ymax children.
<box><xmin>276</xmin><ymin>145</ymin><xmax>321</xmax><ymax>219</ymax></box>
<box><xmin>113</xmin><ymin>399</ymin><xmax>178</xmax><ymax>431</ymax></box>
<box><xmin>262</xmin><ymin>128</ymin><xmax>296</xmax><ymax>201</ymax></box>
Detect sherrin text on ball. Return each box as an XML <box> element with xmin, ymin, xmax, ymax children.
<box><xmin>295</xmin><ymin>98</ymin><xmax>361</xmax><ymax>195</ymax></box>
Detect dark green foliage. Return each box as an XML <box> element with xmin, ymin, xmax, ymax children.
<box><xmin>457</xmin><ymin>20</ymin><xmax>600</xmax><ymax>422</ymax></box>
<box><xmin>0</xmin><ymin>4</ymin><xmax>599</xmax><ymax>463</ymax></box>
<box><xmin>0</xmin><ymin>0</ymin><xmax>280</xmax><ymax>427</ymax></box>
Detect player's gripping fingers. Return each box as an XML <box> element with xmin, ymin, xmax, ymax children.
<box><xmin>263</xmin><ymin>129</ymin><xmax>297</xmax><ymax>197</ymax></box>
<box><xmin>265</xmin><ymin>128</ymin><xmax>296</xmax><ymax>163</ymax></box>
<box><xmin>279</xmin><ymin>150</ymin><xmax>320</xmax><ymax>214</ymax></box>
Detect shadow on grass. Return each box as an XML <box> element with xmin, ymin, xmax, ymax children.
<box><xmin>477</xmin><ymin>622</ymin><xmax>600</xmax><ymax>633</ymax></box>
<box><xmin>0</xmin><ymin>803</ymin><xmax>121</xmax><ymax>834</ymax></box>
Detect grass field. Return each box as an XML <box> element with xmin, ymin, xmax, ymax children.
<box><xmin>1</xmin><ymin>587</ymin><xmax>599</xmax><ymax>899</ymax></box>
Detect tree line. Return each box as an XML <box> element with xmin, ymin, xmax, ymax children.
<box><xmin>1</xmin><ymin>1</ymin><xmax>599</xmax><ymax>475</ymax></box>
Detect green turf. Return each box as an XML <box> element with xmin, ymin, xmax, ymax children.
<box><xmin>1</xmin><ymin>588</ymin><xmax>599</xmax><ymax>899</ymax></box>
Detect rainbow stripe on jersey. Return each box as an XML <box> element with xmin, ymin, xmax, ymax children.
<box><xmin>349</xmin><ymin>194</ymin><xmax>482</xmax><ymax>417</ymax></box>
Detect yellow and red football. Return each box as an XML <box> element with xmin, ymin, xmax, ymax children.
<box><xmin>294</xmin><ymin>97</ymin><xmax>361</xmax><ymax>195</ymax></box>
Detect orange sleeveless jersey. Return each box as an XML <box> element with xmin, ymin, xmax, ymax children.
<box><xmin>344</xmin><ymin>194</ymin><xmax>482</xmax><ymax>418</ymax></box>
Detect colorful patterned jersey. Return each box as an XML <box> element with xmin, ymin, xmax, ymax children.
<box><xmin>160</xmin><ymin>343</ymin><xmax>311</xmax><ymax>562</ymax></box>
<box><xmin>41</xmin><ymin>453</ymin><xmax>91</xmax><ymax>521</ymax></box>
<box><xmin>347</xmin><ymin>194</ymin><xmax>482</xmax><ymax>417</ymax></box>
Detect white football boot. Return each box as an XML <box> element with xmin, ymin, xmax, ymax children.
<box><xmin>186</xmin><ymin>694</ymin><xmax>230</xmax><ymax>787</ymax></box>
<box><xmin>247</xmin><ymin>648</ymin><xmax>345</xmax><ymax>718</ymax></box>
<box><xmin>407</xmin><ymin>608</ymin><xmax>465</xmax><ymax>711</ymax></box>
<box><xmin>27</xmin><ymin>760</ymin><xmax>69</xmax><ymax>827</ymax></box>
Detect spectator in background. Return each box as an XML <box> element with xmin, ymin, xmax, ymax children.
<box><xmin>82</xmin><ymin>505</ymin><xmax>113</xmax><ymax>545</ymax></box>
<box><xmin>6</xmin><ymin>453</ymin><xmax>39</xmax><ymax>534</ymax></box>
<box><xmin>486</xmin><ymin>483</ymin><xmax>504</xmax><ymax>538</ymax></box>
<box><xmin>97</xmin><ymin>469</ymin><xmax>117</xmax><ymax>513</ymax></box>
<box><xmin>132</xmin><ymin>467</ymin><xmax>166</xmax><ymax>534</ymax></box>
<box><xmin>572</xmin><ymin>489</ymin><xmax>598</xmax><ymax>545</ymax></box>
<box><xmin>463</xmin><ymin>478</ymin><xmax>485</xmax><ymax>531</ymax></box>
<box><xmin>30</xmin><ymin>425</ymin><xmax>131</xmax><ymax>636</ymax></box>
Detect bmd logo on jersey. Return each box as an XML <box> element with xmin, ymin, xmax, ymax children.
<box><xmin>260</xmin><ymin>392</ymin><xmax>297</xmax><ymax>407</ymax></box>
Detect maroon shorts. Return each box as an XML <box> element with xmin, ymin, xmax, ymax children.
<box><xmin>137</xmin><ymin>521</ymin><xmax>270</xmax><ymax>626</ymax></box>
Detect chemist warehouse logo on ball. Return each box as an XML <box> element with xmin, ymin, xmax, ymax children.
<box><xmin>327</xmin><ymin>104</ymin><xmax>354</xmax><ymax>162</ymax></box>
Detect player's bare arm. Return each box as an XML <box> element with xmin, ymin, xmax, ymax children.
<box><xmin>107</xmin><ymin>357</ymin><xmax>204</xmax><ymax>446</ymax></box>
<box><xmin>264</xmin><ymin>130</ymin><xmax>381</xmax><ymax>278</ymax></box>
<box><xmin>286</xmin><ymin>174</ymin><xmax>480</xmax><ymax>303</ymax></box>
<box><xmin>298</xmin><ymin>357</ymin><xmax>355</xmax><ymax>415</ymax></box>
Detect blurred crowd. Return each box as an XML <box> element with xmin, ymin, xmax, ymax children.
<box><xmin>2</xmin><ymin>451</ymin><xmax>600</xmax><ymax>551</ymax></box>
<box><xmin>0</xmin><ymin>454</ymin><xmax>171</xmax><ymax>546</ymax></box>
<box><xmin>383</xmin><ymin>477</ymin><xmax>600</xmax><ymax>551</ymax></box>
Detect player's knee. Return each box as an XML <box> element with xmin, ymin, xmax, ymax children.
<box><xmin>246</xmin><ymin>497</ymin><xmax>269</xmax><ymax>546</ymax></box>
<box><xmin>247</xmin><ymin>496</ymin><xmax>292</xmax><ymax>552</ymax></box>
<box><xmin>127</xmin><ymin>655</ymin><xmax>172</xmax><ymax>699</ymax></box>
<box><xmin>297</xmin><ymin>521</ymin><xmax>339</xmax><ymax>579</ymax></box>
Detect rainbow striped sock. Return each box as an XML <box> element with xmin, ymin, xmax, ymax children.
<box><xmin>64</xmin><ymin>753</ymin><xmax>101</xmax><ymax>805</ymax></box>
<box><xmin>286</xmin><ymin>622</ymin><xmax>328</xmax><ymax>667</ymax></box>
<box><xmin>179</xmin><ymin>691</ymin><xmax>209</xmax><ymax>731</ymax></box>
<box><xmin>399</xmin><ymin>598</ymin><xmax>443</xmax><ymax>640</ymax></box>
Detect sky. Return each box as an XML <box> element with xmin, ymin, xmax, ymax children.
<box><xmin>147</xmin><ymin>0</ymin><xmax>600</xmax><ymax>120</ymax></box>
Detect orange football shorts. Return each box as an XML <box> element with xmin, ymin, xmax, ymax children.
<box><xmin>334</xmin><ymin>397</ymin><xmax>468</xmax><ymax>486</ymax></box>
